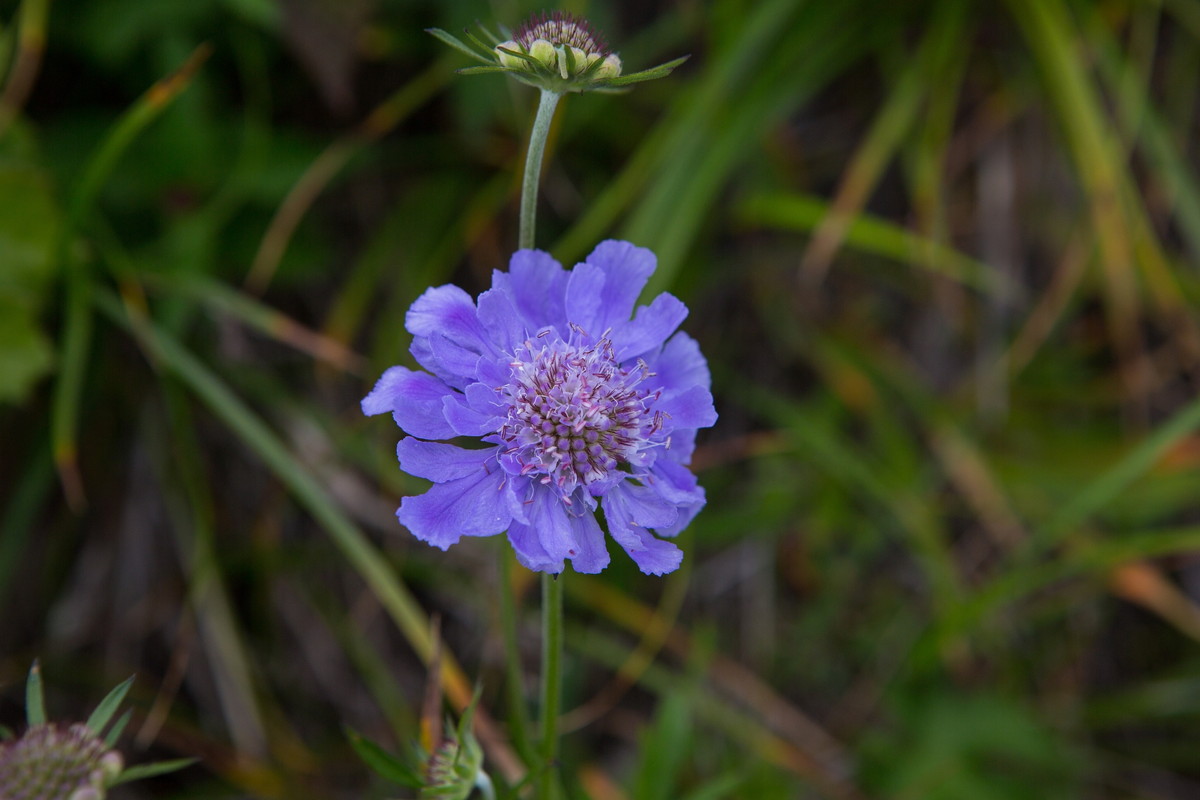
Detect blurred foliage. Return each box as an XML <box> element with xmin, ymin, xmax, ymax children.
<box><xmin>2</xmin><ymin>0</ymin><xmax>1200</xmax><ymax>797</ymax></box>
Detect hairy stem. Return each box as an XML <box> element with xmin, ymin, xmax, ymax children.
<box><xmin>519</xmin><ymin>90</ymin><xmax>562</xmax><ymax>250</ymax></box>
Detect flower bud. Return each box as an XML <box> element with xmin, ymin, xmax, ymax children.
<box><xmin>528</xmin><ymin>38</ymin><xmax>556</xmax><ymax>70</ymax></box>
<box><xmin>596</xmin><ymin>53</ymin><xmax>622</xmax><ymax>80</ymax></box>
<box><xmin>431</xmin><ymin>10</ymin><xmax>685</xmax><ymax>94</ymax></box>
<box><xmin>99</xmin><ymin>751</ymin><xmax>124</xmax><ymax>784</ymax></box>
<box><xmin>495</xmin><ymin>40</ymin><xmax>524</xmax><ymax>69</ymax></box>
<box><xmin>0</xmin><ymin>724</ymin><xmax>120</xmax><ymax>800</ymax></box>
<box><xmin>570</xmin><ymin>47</ymin><xmax>589</xmax><ymax>74</ymax></box>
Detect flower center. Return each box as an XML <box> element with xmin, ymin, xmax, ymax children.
<box><xmin>498</xmin><ymin>329</ymin><xmax>660</xmax><ymax>497</ymax></box>
<box><xmin>514</xmin><ymin>11</ymin><xmax>608</xmax><ymax>56</ymax></box>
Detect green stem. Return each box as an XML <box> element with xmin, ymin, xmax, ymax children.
<box><xmin>538</xmin><ymin>572</ymin><xmax>564</xmax><ymax>798</ymax></box>
<box><xmin>519</xmin><ymin>90</ymin><xmax>562</xmax><ymax>250</ymax></box>
<box><xmin>498</xmin><ymin>547</ymin><xmax>534</xmax><ymax>765</ymax></box>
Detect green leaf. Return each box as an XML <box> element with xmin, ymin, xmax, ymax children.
<box><xmin>0</xmin><ymin>143</ymin><xmax>60</xmax><ymax>405</ymax></box>
<box><xmin>218</xmin><ymin>0</ymin><xmax>280</xmax><ymax>28</ymax></box>
<box><xmin>452</xmin><ymin>684</ymin><xmax>484</xmax><ymax>756</ymax></box>
<box><xmin>0</xmin><ymin>309</ymin><xmax>53</xmax><ymax>405</ymax></box>
<box><xmin>426</xmin><ymin>28</ymin><xmax>494</xmax><ymax>65</ymax></box>
<box><xmin>25</xmin><ymin>660</ymin><xmax>45</xmax><ymax>726</ymax></box>
<box><xmin>0</xmin><ymin>135</ymin><xmax>60</xmax><ymax>313</ymax></box>
<box><xmin>104</xmin><ymin>709</ymin><xmax>133</xmax><ymax>748</ymax></box>
<box><xmin>93</xmin><ymin>289</ymin><xmax>449</xmax><ymax>730</ymax></box>
<box><xmin>737</xmin><ymin>192</ymin><xmax>1002</xmax><ymax>291</ymax></box>
<box><xmin>678</xmin><ymin>773</ymin><xmax>747</xmax><ymax>800</ymax></box>
<box><xmin>86</xmin><ymin>675</ymin><xmax>134</xmax><ymax>736</ymax></box>
<box><xmin>455</xmin><ymin>66</ymin><xmax>511</xmax><ymax>76</ymax></box>
<box><xmin>462</xmin><ymin>29</ymin><xmax>503</xmax><ymax>61</ymax></box>
<box><xmin>109</xmin><ymin>758</ymin><xmax>199</xmax><ymax>786</ymax></box>
<box><xmin>0</xmin><ymin>724</ymin><xmax>14</xmax><ymax>741</ymax></box>
<box><xmin>631</xmin><ymin>690</ymin><xmax>694</xmax><ymax>800</ymax></box>
<box><xmin>345</xmin><ymin>727</ymin><xmax>424</xmax><ymax>788</ymax></box>
<box><xmin>495</xmin><ymin>45</ymin><xmax>539</xmax><ymax>66</ymax></box>
<box><xmin>596</xmin><ymin>55</ymin><xmax>690</xmax><ymax>87</ymax></box>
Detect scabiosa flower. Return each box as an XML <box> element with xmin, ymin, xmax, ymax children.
<box><xmin>363</xmin><ymin>241</ymin><xmax>716</xmax><ymax>575</ymax></box>
<box><xmin>0</xmin><ymin>724</ymin><xmax>122</xmax><ymax>800</ymax></box>
<box><xmin>428</xmin><ymin>12</ymin><xmax>687</xmax><ymax>94</ymax></box>
<box><xmin>496</xmin><ymin>12</ymin><xmax>621</xmax><ymax>83</ymax></box>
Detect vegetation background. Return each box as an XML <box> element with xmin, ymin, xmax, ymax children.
<box><xmin>2</xmin><ymin>0</ymin><xmax>1200</xmax><ymax>797</ymax></box>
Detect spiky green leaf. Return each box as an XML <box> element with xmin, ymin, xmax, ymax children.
<box><xmin>425</xmin><ymin>28</ymin><xmax>493</xmax><ymax>65</ymax></box>
<box><xmin>25</xmin><ymin>661</ymin><xmax>45</xmax><ymax>726</ymax></box>
<box><xmin>104</xmin><ymin>709</ymin><xmax>133</xmax><ymax>748</ymax></box>
<box><xmin>495</xmin><ymin>45</ymin><xmax>539</xmax><ymax>66</ymax></box>
<box><xmin>345</xmin><ymin>727</ymin><xmax>424</xmax><ymax>788</ymax></box>
<box><xmin>462</xmin><ymin>29</ymin><xmax>503</xmax><ymax>61</ymax></box>
<box><xmin>456</xmin><ymin>66</ymin><xmax>511</xmax><ymax>76</ymax></box>
<box><xmin>453</xmin><ymin>684</ymin><xmax>484</xmax><ymax>761</ymax></box>
<box><xmin>598</xmin><ymin>55</ymin><xmax>690</xmax><ymax>87</ymax></box>
<box><xmin>109</xmin><ymin>758</ymin><xmax>199</xmax><ymax>786</ymax></box>
<box><xmin>86</xmin><ymin>675</ymin><xmax>134</xmax><ymax>736</ymax></box>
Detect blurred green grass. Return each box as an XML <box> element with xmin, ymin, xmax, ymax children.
<box><xmin>2</xmin><ymin>0</ymin><xmax>1200</xmax><ymax>797</ymax></box>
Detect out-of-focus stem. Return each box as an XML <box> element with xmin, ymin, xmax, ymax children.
<box><xmin>537</xmin><ymin>572</ymin><xmax>564</xmax><ymax>799</ymax></box>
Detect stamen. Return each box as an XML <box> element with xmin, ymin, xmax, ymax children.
<box><xmin>498</xmin><ymin>323</ymin><xmax>660</xmax><ymax>502</ymax></box>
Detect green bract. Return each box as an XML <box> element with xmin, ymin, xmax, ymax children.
<box><xmin>428</xmin><ymin>11</ymin><xmax>687</xmax><ymax>94</ymax></box>
<box><xmin>0</xmin><ymin>662</ymin><xmax>196</xmax><ymax>799</ymax></box>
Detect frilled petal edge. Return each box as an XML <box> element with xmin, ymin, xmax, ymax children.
<box><xmin>647</xmin><ymin>459</ymin><xmax>706</xmax><ymax>538</ymax></box>
<box><xmin>655</xmin><ymin>385</ymin><xmax>718</xmax><ymax>432</ymax></box>
<box><xmin>495</xmin><ymin>248</ymin><xmax>568</xmax><ymax>334</ymax></box>
<box><xmin>603</xmin><ymin>481</ymin><xmax>684</xmax><ymax>575</ymax></box>
<box><xmin>614</xmin><ymin>526</ymin><xmax>683</xmax><ymax>575</ymax></box>
<box><xmin>647</xmin><ymin>332</ymin><xmax>711</xmax><ymax>394</ymax></box>
<box><xmin>612</xmin><ymin>292</ymin><xmax>687</xmax><ymax>361</ymax></box>
<box><xmin>566</xmin><ymin>240</ymin><xmax>656</xmax><ymax>338</ymax></box>
<box><xmin>362</xmin><ymin>366</ymin><xmax>459</xmax><ymax>440</ymax></box>
<box><xmin>508</xmin><ymin>521</ymin><xmax>562</xmax><ymax>573</ymax></box>
<box><xmin>396</xmin><ymin>439</ymin><xmax>496</xmax><ymax>483</ymax></box>
<box><xmin>397</xmin><ymin>465</ymin><xmax>513</xmax><ymax>549</ymax></box>
<box><xmin>405</xmin><ymin>285</ymin><xmax>492</xmax><ymax>352</ymax></box>
<box><xmin>567</xmin><ymin>510</ymin><xmax>610</xmax><ymax>574</ymax></box>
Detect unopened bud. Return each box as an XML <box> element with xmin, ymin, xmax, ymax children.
<box><xmin>495</xmin><ymin>40</ymin><xmax>524</xmax><ymax>69</ymax></box>
<box><xmin>596</xmin><ymin>53</ymin><xmax>622</xmax><ymax>80</ymax></box>
<box><xmin>100</xmin><ymin>751</ymin><xmax>124</xmax><ymax>783</ymax></box>
<box><xmin>528</xmin><ymin>38</ymin><xmax>557</xmax><ymax>70</ymax></box>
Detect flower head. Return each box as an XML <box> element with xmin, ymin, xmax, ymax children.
<box><xmin>0</xmin><ymin>724</ymin><xmax>122</xmax><ymax>800</ymax></box>
<box><xmin>4</xmin><ymin>662</ymin><xmax>195</xmax><ymax>799</ymax></box>
<box><xmin>363</xmin><ymin>241</ymin><xmax>716</xmax><ymax>575</ymax></box>
<box><xmin>428</xmin><ymin>13</ymin><xmax>686</xmax><ymax>94</ymax></box>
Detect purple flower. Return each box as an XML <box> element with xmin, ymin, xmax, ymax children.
<box><xmin>363</xmin><ymin>240</ymin><xmax>716</xmax><ymax>575</ymax></box>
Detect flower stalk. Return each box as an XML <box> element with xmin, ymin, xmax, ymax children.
<box><xmin>519</xmin><ymin>90</ymin><xmax>561</xmax><ymax>251</ymax></box>
<box><xmin>521</xmin><ymin>85</ymin><xmax>565</xmax><ymax>799</ymax></box>
<box><xmin>538</xmin><ymin>573</ymin><xmax>565</xmax><ymax>799</ymax></box>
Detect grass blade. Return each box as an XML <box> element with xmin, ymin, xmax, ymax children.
<box><xmin>737</xmin><ymin>192</ymin><xmax>1003</xmax><ymax>292</ymax></box>
<box><xmin>0</xmin><ymin>0</ymin><xmax>51</xmax><ymax>136</ymax></box>
<box><xmin>92</xmin><ymin>288</ymin><xmax>525</xmax><ymax>783</ymax></box>
<box><xmin>1006</xmin><ymin>0</ymin><xmax>1143</xmax><ymax>396</ymax></box>
<box><xmin>798</xmin><ymin>0</ymin><xmax>968</xmax><ymax>283</ymax></box>
<box><xmin>51</xmin><ymin>43</ymin><xmax>211</xmax><ymax>508</ymax></box>
<box><xmin>1031</xmin><ymin>392</ymin><xmax>1200</xmax><ymax>557</ymax></box>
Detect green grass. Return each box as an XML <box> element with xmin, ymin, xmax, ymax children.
<box><xmin>2</xmin><ymin>0</ymin><xmax>1200</xmax><ymax>797</ymax></box>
